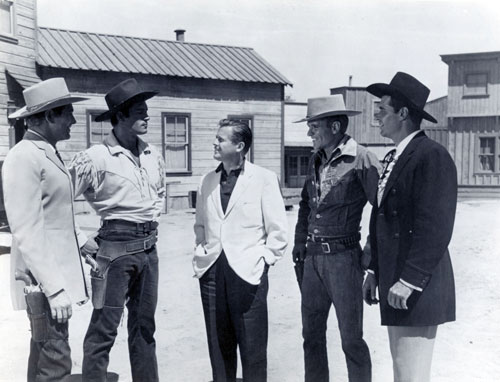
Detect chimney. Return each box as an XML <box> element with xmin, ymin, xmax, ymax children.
<box><xmin>174</xmin><ymin>29</ymin><xmax>186</xmax><ymax>42</ymax></box>
<box><xmin>348</xmin><ymin>75</ymin><xmax>353</xmax><ymax>87</ymax></box>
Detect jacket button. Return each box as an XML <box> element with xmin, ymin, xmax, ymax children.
<box><xmin>391</xmin><ymin>189</ymin><xmax>397</xmax><ymax>194</ymax></box>
<box><xmin>316</xmin><ymin>214</ymin><xmax>321</xmax><ymax>219</ymax></box>
<box><xmin>393</xmin><ymin>233</ymin><xmax>400</xmax><ymax>239</ymax></box>
<box><xmin>409</xmin><ymin>230</ymin><xmax>413</xmax><ymax>234</ymax></box>
<box><xmin>312</xmin><ymin>197</ymin><xmax>316</xmax><ymax>202</ymax></box>
<box><xmin>392</xmin><ymin>211</ymin><xmax>398</xmax><ymax>216</ymax></box>
<box><xmin>378</xmin><ymin>212</ymin><xmax>384</xmax><ymax>216</ymax></box>
<box><xmin>313</xmin><ymin>229</ymin><xmax>319</xmax><ymax>234</ymax></box>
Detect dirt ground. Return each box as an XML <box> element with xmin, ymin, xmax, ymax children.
<box><xmin>0</xmin><ymin>199</ymin><xmax>499</xmax><ymax>382</ymax></box>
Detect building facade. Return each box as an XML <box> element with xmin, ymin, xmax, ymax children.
<box><xmin>1</xmin><ymin>1</ymin><xmax>291</xmax><ymax>213</ymax></box>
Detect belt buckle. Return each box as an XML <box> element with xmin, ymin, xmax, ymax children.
<box><xmin>321</xmin><ymin>242</ymin><xmax>330</xmax><ymax>254</ymax></box>
<box><xmin>144</xmin><ymin>239</ymin><xmax>149</xmax><ymax>250</ymax></box>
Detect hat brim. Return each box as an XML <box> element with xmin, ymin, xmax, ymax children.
<box><xmin>293</xmin><ymin>110</ymin><xmax>361</xmax><ymax>123</ymax></box>
<box><xmin>8</xmin><ymin>96</ymin><xmax>88</xmax><ymax>119</ymax></box>
<box><xmin>94</xmin><ymin>91</ymin><xmax>158</xmax><ymax>122</ymax></box>
<box><xmin>366</xmin><ymin>83</ymin><xmax>437</xmax><ymax>123</ymax></box>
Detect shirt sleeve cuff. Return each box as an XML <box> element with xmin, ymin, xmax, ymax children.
<box><xmin>399</xmin><ymin>278</ymin><xmax>423</xmax><ymax>292</ymax></box>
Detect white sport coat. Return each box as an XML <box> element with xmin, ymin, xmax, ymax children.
<box><xmin>2</xmin><ymin>133</ymin><xmax>87</xmax><ymax>310</ymax></box>
<box><xmin>193</xmin><ymin>161</ymin><xmax>288</xmax><ymax>285</ymax></box>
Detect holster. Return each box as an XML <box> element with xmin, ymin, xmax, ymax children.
<box><xmin>90</xmin><ymin>233</ymin><xmax>157</xmax><ymax>309</ymax></box>
<box><xmin>25</xmin><ymin>291</ymin><xmax>48</xmax><ymax>342</ymax></box>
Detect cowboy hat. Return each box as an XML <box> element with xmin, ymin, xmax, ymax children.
<box><xmin>95</xmin><ymin>78</ymin><xmax>158</xmax><ymax>122</ymax></box>
<box><xmin>366</xmin><ymin>72</ymin><xmax>437</xmax><ymax>123</ymax></box>
<box><xmin>8</xmin><ymin>77</ymin><xmax>88</xmax><ymax>119</ymax></box>
<box><xmin>294</xmin><ymin>95</ymin><xmax>361</xmax><ymax>123</ymax></box>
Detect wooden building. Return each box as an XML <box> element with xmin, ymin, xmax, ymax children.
<box><xmin>0</xmin><ymin>0</ymin><xmax>291</xmax><ymax>212</ymax></box>
<box><xmin>441</xmin><ymin>51</ymin><xmax>500</xmax><ymax>198</ymax></box>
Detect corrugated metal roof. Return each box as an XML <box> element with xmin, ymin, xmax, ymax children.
<box><xmin>37</xmin><ymin>27</ymin><xmax>291</xmax><ymax>85</ymax></box>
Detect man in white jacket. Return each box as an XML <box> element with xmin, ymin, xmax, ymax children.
<box><xmin>193</xmin><ymin>119</ymin><xmax>288</xmax><ymax>382</ymax></box>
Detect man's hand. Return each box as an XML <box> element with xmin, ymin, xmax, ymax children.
<box><xmin>81</xmin><ymin>236</ymin><xmax>99</xmax><ymax>258</ymax></box>
<box><xmin>292</xmin><ymin>243</ymin><xmax>306</xmax><ymax>263</ymax></box>
<box><xmin>388</xmin><ymin>281</ymin><xmax>413</xmax><ymax>310</ymax></box>
<box><xmin>47</xmin><ymin>290</ymin><xmax>72</xmax><ymax>324</ymax></box>
<box><xmin>292</xmin><ymin>243</ymin><xmax>306</xmax><ymax>290</ymax></box>
<box><xmin>362</xmin><ymin>272</ymin><xmax>379</xmax><ymax>305</ymax></box>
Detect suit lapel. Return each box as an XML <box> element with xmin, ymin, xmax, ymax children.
<box><xmin>380</xmin><ymin>131</ymin><xmax>426</xmax><ymax>206</ymax></box>
<box><xmin>24</xmin><ymin>133</ymin><xmax>69</xmax><ymax>176</ymax></box>
<box><xmin>224</xmin><ymin>161</ymin><xmax>254</xmax><ymax>217</ymax></box>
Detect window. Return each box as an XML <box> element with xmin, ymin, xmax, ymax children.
<box><xmin>464</xmin><ymin>73</ymin><xmax>488</xmax><ymax>97</ymax></box>
<box><xmin>87</xmin><ymin>111</ymin><xmax>112</xmax><ymax>147</ymax></box>
<box><xmin>371</xmin><ymin>100</ymin><xmax>381</xmax><ymax>127</ymax></box>
<box><xmin>477</xmin><ymin>137</ymin><xmax>496</xmax><ymax>172</ymax></box>
<box><xmin>0</xmin><ymin>0</ymin><xmax>16</xmax><ymax>43</ymax></box>
<box><xmin>227</xmin><ymin>115</ymin><xmax>254</xmax><ymax>162</ymax></box>
<box><xmin>163</xmin><ymin>113</ymin><xmax>191</xmax><ymax>173</ymax></box>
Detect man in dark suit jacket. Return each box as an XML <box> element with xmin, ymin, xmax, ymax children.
<box><xmin>362</xmin><ymin>72</ymin><xmax>457</xmax><ymax>382</ymax></box>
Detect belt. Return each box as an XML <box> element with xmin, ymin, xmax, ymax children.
<box><xmin>307</xmin><ymin>233</ymin><xmax>361</xmax><ymax>254</ymax></box>
<box><xmin>102</xmin><ymin>219</ymin><xmax>158</xmax><ymax>233</ymax></box>
<box><xmin>97</xmin><ymin>233</ymin><xmax>158</xmax><ymax>259</ymax></box>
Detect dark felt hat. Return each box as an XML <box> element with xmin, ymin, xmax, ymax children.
<box><xmin>366</xmin><ymin>72</ymin><xmax>437</xmax><ymax>123</ymax></box>
<box><xmin>95</xmin><ymin>78</ymin><xmax>158</xmax><ymax>122</ymax></box>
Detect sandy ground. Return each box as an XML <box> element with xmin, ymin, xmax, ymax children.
<box><xmin>0</xmin><ymin>200</ymin><xmax>499</xmax><ymax>382</ymax></box>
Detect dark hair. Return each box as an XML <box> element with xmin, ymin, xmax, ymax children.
<box><xmin>219</xmin><ymin>119</ymin><xmax>253</xmax><ymax>155</ymax></box>
<box><xmin>110</xmin><ymin>105</ymin><xmax>131</xmax><ymax>126</ymax></box>
<box><xmin>26</xmin><ymin>105</ymin><xmax>67</xmax><ymax>127</ymax></box>
<box><xmin>324</xmin><ymin>115</ymin><xmax>349</xmax><ymax>134</ymax></box>
<box><xmin>388</xmin><ymin>94</ymin><xmax>423</xmax><ymax>126</ymax></box>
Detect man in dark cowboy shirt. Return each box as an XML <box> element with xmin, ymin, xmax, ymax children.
<box><xmin>292</xmin><ymin>95</ymin><xmax>380</xmax><ymax>382</ymax></box>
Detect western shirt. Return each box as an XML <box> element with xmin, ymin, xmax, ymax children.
<box><xmin>69</xmin><ymin>131</ymin><xmax>166</xmax><ymax>226</ymax></box>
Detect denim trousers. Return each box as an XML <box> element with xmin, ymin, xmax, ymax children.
<box><xmin>82</xmin><ymin>228</ymin><xmax>159</xmax><ymax>382</ymax></box>
<box><xmin>200</xmin><ymin>252</ymin><xmax>269</xmax><ymax>382</ymax></box>
<box><xmin>301</xmin><ymin>245</ymin><xmax>371</xmax><ymax>382</ymax></box>
<box><xmin>26</xmin><ymin>294</ymin><xmax>71</xmax><ymax>382</ymax></box>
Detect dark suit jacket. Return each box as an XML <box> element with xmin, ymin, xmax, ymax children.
<box><xmin>369</xmin><ymin>131</ymin><xmax>457</xmax><ymax>326</ymax></box>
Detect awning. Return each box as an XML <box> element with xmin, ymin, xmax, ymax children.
<box><xmin>5</xmin><ymin>67</ymin><xmax>41</xmax><ymax>89</ymax></box>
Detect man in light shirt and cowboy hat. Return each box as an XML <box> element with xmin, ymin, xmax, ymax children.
<box><xmin>69</xmin><ymin>78</ymin><xmax>166</xmax><ymax>382</ymax></box>
<box><xmin>3</xmin><ymin>77</ymin><xmax>89</xmax><ymax>381</ymax></box>
<box><xmin>292</xmin><ymin>95</ymin><xmax>380</xmax><ymax>382</ymax></box>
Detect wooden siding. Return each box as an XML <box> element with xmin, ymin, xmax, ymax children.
<box><xmin>331</xmin><ymin>88</ymin><xmax>392</xmax><ymax>146</ymax></box>
<box><xmin>448</xmin><ymin>116</ymin><xmax>500</xmax><ymax>186</ymax></box>
<box><xmin>446</xmin><ymin>57</ymin><xmax>500</xmax><ymax>117</ymax></box>
<box><xmin>40</xmin><ymin>69</ymin><xmax>283</xmax><ymax>208</ymax></box>
<box><xmin>0</xmin><ymin>0</ymin><xmax>37</xmax><ymax>159</ymax></box>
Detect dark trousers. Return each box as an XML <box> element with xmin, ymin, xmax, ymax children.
<box><xmin>26</xmin><ymin>295</ymin><xmax>71</xmax><ymax>382</ymax></box>
<box><xmin>301</xmin><ymin>245</ymin><xmax>371</xmax><ymax>382</ymax></box>
<box><xmin>82</xmin><ymin>229</ymin><xmax>159</xmax><ymax>382</ymax></box>
<box><xmin>200</xmin><ymin>253</ymin><xmax>269</xmax><ymax>382</ymax></box>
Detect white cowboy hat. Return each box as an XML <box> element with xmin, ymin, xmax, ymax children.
<box><xmin>294</xmin><ymin>95</ymin><xmax>361</xmax><ymax>123</ymax></box>
<box><xmin>8</xmin><ymin>77</ymin><xmax>88</xmax><ymax>119</ymax></box>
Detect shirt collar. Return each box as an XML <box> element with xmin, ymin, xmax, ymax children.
<box><xmin>104</xmin><ymin>130</ymin><xmax>151</xmax><ymax>156</ymax></box>
<box><xmin>216</xmin><ymin>159</ymin><xmax>246</xmax><ymax>174</ymax></box>
<box><xmin>395</xmin><ymin>130</ymin><xmax>421</xmax><ymax>159</ymax></box>
<box><xmin>319</xmin><ymin>135</ymin><xmax>357</xmax><ymax>162</ymax></box>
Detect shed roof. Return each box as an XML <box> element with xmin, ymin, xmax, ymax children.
<box><xmin>441</xmin><ymin>51</ymin><xmax>500</xmax><ymax>64</ymax></box>
<box><xmin>37</xmin><ymin>27</ymin><xmax>291</xmax><ymax>85</ymax></box>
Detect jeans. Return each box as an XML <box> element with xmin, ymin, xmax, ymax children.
<box><xmin>26</xmin><ymin>295</ymin><xmax>71</xmax><ymax>382</ymax></box>
<box><xmin>200</xmin><ymin>253</ymin><xmax>268</xmax><ymax>382</ymax></box>
<box><xmin>82</xmin><ymin>228</ymin><xmax>159</xmax><ymax>382</ymax></box>
<box><xmin>301</xmin><ymin>245</ymin><xmax>371</xmax><ymax>382</ymax></box>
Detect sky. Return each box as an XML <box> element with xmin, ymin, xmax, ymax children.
<box><xmin>37</xmin><ymin>0</ymin><xmax>500</xmax><ymax>102</ymax></box>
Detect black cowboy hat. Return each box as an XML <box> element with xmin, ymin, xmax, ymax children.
<box><xmin>95</xmin><ymin>78</ymin><xmax>158</xmax><ymax>122</ymax></box>
<box><xmin>366</xmin><ymin>72</ymin><xmax>437</xmax><ymax>123</ymax></box>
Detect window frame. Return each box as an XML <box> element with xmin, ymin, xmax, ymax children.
<box><xmin>86</xmin><ymin>109</ymin><xmax>112</xmax><ymax>148</ymax></box>
<box><xmin>463</xmin><ymin>72</ymin><xmax>489</xmax><ymax>98</ymax></box>
<box><xmin>0</xmin><ymin>0</ymin><xmax>17</xmax><ymax>44</ymax></box>
<box><xmin>162</xmin><ymin>112</ymin><xmax>192</xmax><ymax>175</ymax></box>
<box><xmin>227</xmin><ymin>114</ymin><xmax>254</xmax><ymax>162</ymax></box>
<box><xmin>475</xmin><ymin>134</ymin><xmax>500</xmax><ymax>174</ymax></box>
